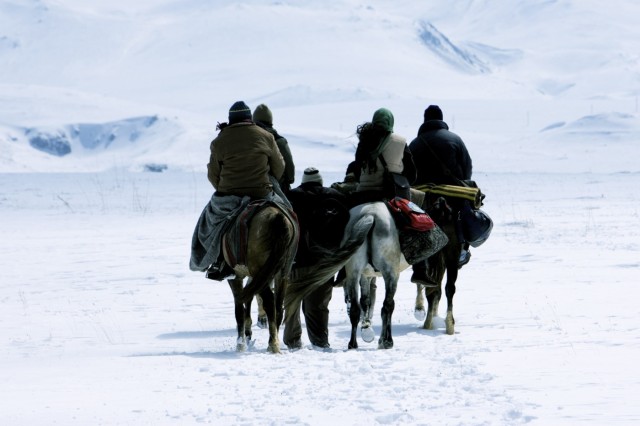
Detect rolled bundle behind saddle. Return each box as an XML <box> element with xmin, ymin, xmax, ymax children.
<box><xmin>413</xmin><ymin>183</ymin><xmax>483</xmax><ymax>209</ymax></box>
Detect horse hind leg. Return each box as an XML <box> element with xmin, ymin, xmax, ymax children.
<box><xmin>228</xmin><ymin>277</ymin><xmax>249</xmax><ymax>351</ymax></box>
<box><xmin>259</xmin><ymin>286</ymin><xmax>281</xmax><ymax>354</ymax></box>
<box><xmin>423</xmin><ymin>286</ymin><xmax>440</xmax><ymax>330</ymax></box>
<box><xmin>444</xmin><ymin>266</ymin><xmax>458</xmax><ymax>336</ymax></box>
<box><xmin>345</xmin><ymin>274</ymin><xmax>361</xmax><ymax>350</ymax></box>
<box><xmin>378</xmin><ymin>271</ymin><xmax>398</xmax><ymax>350</ymax></box>
<box><xmin>423</xmin><ymin>255</ymin><xmax>444</xmax><ymax>330</ymax></box>
<box><xmin>360</xmin><ymin>276</ymin><xmax>375</xmax><ymax>343</ymax></box>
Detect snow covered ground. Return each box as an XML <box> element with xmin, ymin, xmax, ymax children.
<box><xmin>1</xmin><ymin>0</ymin><xmax>640</xmax><ymax>424</ymax></box>
<box><xmin>1</xmin><ymin>170</ymin><xmax>639</xmax><ymax>425</ymax></box>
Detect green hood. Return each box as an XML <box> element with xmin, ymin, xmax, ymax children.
<box><xmin>372</xmin><ymin>108</ymin><xmax>394</xmax><ymax>133</ymax></box>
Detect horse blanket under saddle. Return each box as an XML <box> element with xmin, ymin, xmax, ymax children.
<box><xmin>223</xmin><ymin>200</ymin><xmax>298</xmax><ymax>269</ymax></box>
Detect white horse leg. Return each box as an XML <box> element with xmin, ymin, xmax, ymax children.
<box><xmin>344</xmin><ymin>270</ymin><xmax>361</xmax><ymax>349</ymax></box>
<box><xmin>414</xmin><ymin>284</ymin><xmax>426</xmax><ymax>321</ymax></box>
<box><xmin>360</xmin><ymin>276</ymin><xmax>375</xmax><ymax>343</ymax></box>
<box><xmin>378</xmin><ymin>269</ymin><xmax>398</xmax><ymax>349</ymax></box>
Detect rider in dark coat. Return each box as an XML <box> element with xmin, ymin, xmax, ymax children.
<box><xmin>408</xmin><ymin>105</ymin><xmax>474</xmax><ymax>285</ymax></box>
<box><xmin>199</xmin><ymin>101</ymin><xmax>287</xmax><ymax>280</ymax></box>
<box><xmin>408</xmin><ymin>105</ymin><xmax>472</xmax><ymax>186</ymax></box>
<box><xmin>283</xmin><ymin>167</ymin><xmax>350</xmax><ymax>349</ymax></box>
<box><xmin>253</xmin><ymin>104</ymin><xmax>296</xmax><ymax>193</ymax></box>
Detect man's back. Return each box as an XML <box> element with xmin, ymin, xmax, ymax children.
<box><xmin>208</xmin><ymin>122</ymin><xmax>285</xmax><ymax>198</ymax></box>
<box><xmin>288</xmin><ymin>182</ymin><xmax>349</xmax><ymax>260</ymax></box>
<box><xmin>409</xmin><ymin>119</ymin><xmax>472</xmax><ymax>186</ymax></box>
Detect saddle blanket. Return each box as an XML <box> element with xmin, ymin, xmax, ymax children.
<box><xmin>223</xmin><ymin>200</ymin><xmax>298</xmax><ymax>269</ymax></box>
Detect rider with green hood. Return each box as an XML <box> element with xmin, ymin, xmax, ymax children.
<box><xmin>352</xmin><ymin>108</ymin><xmax>416</xmax><ymax>205</ymax></box>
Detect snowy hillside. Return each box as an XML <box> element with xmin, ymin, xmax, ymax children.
<box><xmin>1</xmin><ymin>0</ymin><xmax>639</xmax><ymax>174</ymax></box>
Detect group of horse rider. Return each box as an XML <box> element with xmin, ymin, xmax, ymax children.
<box><xmin>194</xmin><ymin>100</ymin><xmax>474</xmax><ymax>350</ymax></box>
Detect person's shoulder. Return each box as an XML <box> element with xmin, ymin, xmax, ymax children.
<box><xmin>274</xmin><ymin>131</ymin><xmax>287</xmax><ymax>143</ymax></box>
<box><xmin>324</xmin><ymin>186</ymin><xmax>349</xmax><ymax>201</ymax></box>
<box><xmin>390</xmin><ymin>133</ymin><xmax>407</xmax><ymax>144</ymax></box>
<box><xmin>288</xmin><ymin>186</ymin><xmax>306</xmax><ymax>197</ymax></box>
<box><xmin>408</xmin><ymin>136</ymin><xmax>421</xmax><ymax>148</ymax></box>
<box><xmin>248</xmin><ymin>123</ymin><xmax>276</xmax><ymax>141</ymax></box>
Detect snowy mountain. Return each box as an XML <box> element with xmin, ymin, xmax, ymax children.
<box><xmin>1</xmin><ymin>0</ymin><xmax>639</xmax><ymax>174</ymax></box>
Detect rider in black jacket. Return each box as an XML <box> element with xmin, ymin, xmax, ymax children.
<box><xmin>409</xmin><ymin>105</ymin><xmax>474</xmax><ymax>285</ymax></box>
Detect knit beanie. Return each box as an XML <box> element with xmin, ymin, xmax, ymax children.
<box><xmin>372</xmin><ymin>108</ymin><xmax>394</xmax><ymax>132</ymax></box>
<box><xmin>301</xmin><ymin>167</ymin><xmax>323</xmax><ymax>185</ymax></box>
<box><xmin>252</xmin><ymin>104</ymin><xmax>273</xmax><ymax>126</ymax></box>
<box><xmin>228</xmin><ymin>101</ymin><xmax>252</xmax><ymax>124</ymax></box>
<box><xmin>424</xmin><ymin>105</ymin><xmax>443</xmax><ymax>121</ymax></box>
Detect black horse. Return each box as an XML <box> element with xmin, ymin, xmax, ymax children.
<box><xmin>413</xmin><ymin>196</ymin><xmax>463</xmax><ymax>335</ymax></box>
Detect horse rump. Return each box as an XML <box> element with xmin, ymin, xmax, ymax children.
<box><xmin>241</xmin><ymin>206</ymin><xmax>297</xmax><ymax>304</ymax></box>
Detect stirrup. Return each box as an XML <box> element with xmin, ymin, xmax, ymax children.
<box><xmin>205</xmin><ymin>262</ymin><xmax>233</xmax><ymax>281</ymax></box>
<box><xmin>458</xmin><ymin>250</ymin><xmax>471</xmax><ymax>269</ymax></box>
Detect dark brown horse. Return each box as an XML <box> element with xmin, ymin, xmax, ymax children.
<box><xmin>414</xmin><ymin>196</ymin><xmax>461</xmax><ymax>335</ymax></box>
<box><xmin>223</xmin><ymin>204</ymin><xmax>298</xmax><ymax>353</ymax></box>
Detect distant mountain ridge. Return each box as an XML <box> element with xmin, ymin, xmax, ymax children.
<box><xmin>0</xmin><ymin>0</ymin><xmax>638</xmax><ymax>173</ymax></box>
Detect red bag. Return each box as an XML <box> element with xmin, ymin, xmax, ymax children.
<box><xmin>386</xmin><ymin>197</ymin><xmax>436</xmax><ymax>232</ymax></box>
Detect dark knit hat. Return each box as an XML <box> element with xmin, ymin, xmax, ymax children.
<box><xmin>252</xmin><ymin>104</ymin><xmax>273</xmax><ymax>126</ymax></box>
<box><xmin>424</xmin><ymin>105</ymin><xmax>443</xmax><ymax>121</ymax></box>
<box><xmin>345</xmin><ymin>160</ymin><xmax>359</xmax><ymax>176</ymax></box>
<box><xmin>301</xmin><ymin>167</ymin><xmax>323</xmax><ymax>185</ymax></box>
<box><xmin>372</xmin><ymin>108</ymin><xmax>394</xmax><ymax>132</ymax></box>
<box><xmin>228</xmin><ymin>101</ymin><xmax>252</xmax><ymax>124</ymax></box>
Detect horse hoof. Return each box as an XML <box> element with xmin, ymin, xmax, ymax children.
<box><xmin>414</xmin><ymin>308</ymin><xmax>426</xmax><ymax>321</ymax></box>
<box><xmin>236</xmin><ymin>337</ymin><xmax>247</xmax><ymax>352</ymax></box>
<box><xmin>377</xmin><ymin>340</ymin><xmax>394</xmax><ymax>350</ymax></box>
<box><xmin>257</xmin><ymin>316</ymin><xmax>268</xmax><ymax>329</ymax></box>
<box><xmin>361</xmin><ymin>326</ymin><xmax>375</xmax><ymax>343</ymax></box>
<box><xmin>446</xmin><ymin>313</ymin><xmax>455</xmax><ymax>335</ymax></box>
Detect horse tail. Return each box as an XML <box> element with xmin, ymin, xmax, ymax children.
<box><xmin>241</xmin><ymin>209</ymin><xmax>296</xmax><ymax>304</ymax></box>
<box><xmin>284</xmin><ymin>214</ymin><xmax>374</xmax><ymax>314</ymax></box>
